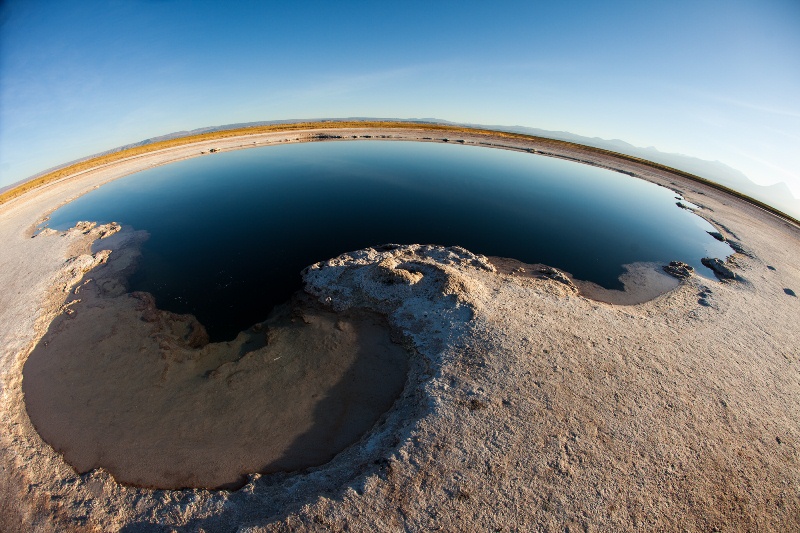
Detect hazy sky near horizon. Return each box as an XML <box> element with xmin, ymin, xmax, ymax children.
<box><xmin>1</xmin><ymin>0</ymin><xmax>799</xmax><ymax>197</ymax></box>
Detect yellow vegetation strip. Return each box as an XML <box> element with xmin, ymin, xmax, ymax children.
<box><xmin>2</xmin><ymin>121</ymin><xmax>797</xmax><ymax>227</ymax></box>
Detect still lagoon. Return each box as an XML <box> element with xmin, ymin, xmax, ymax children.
<box><xmin>45</xmin><ymin>141</ymin><xmax>731</xmax><ymax>340</ymax></box>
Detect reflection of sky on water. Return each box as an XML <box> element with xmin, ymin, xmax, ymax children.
<box><xmin>47</xmin><ymin>141</ymin><xmax>732</xmax><ymax>340</ymax></box>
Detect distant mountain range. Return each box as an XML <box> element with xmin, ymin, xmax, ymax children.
<box><xmin>8</xmin><ymin>118</ymin><xmax>799</xmax><ymax>219</ymax></box>
<box><xmin>430</xmin><ymin>119</ymin><xmax>800</xmax><ymax>219</ymax></box>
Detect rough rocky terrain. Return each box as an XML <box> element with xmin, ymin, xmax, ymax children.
<box><xmin>0</xmin><ymin>128</ymin><xmax>798</xmax><ymax>531</ymax></box>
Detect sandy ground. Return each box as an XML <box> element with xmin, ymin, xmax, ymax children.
<box><xmin>0</xmin><ymin>128</ymin><xmax>798</xmax><ymax>531</ymax></box>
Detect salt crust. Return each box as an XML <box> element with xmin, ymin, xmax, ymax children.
<box><xmin>0</xmin><ymin>129</ymin><xmax>798</xmax><ymax>531</ymax></box>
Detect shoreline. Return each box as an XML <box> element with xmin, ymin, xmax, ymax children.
<box><xmin>1</xmin><ymin>127</ymin><xmax>799</xmax><ymax>530</ymax></box>
<box><xmin>12</xmin><ymin>126</ymin><xmax>742</xmax><ymax>307</ymax></box>
<box><xmin>3</xmin><ymin>121</ymin><xmax>798</xmax><ymax>229</ymax></box>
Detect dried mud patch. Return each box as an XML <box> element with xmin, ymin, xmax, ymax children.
<box><xmin>22</xmin><ymin>235</ymin><xmax>444</xmax><ymax>491</ymax></box>
<box><xmin>14</xmin><ymin>236</ymin><xmax>498</xmax><ymax>530</ymax></box>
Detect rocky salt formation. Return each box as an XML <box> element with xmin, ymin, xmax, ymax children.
<box><xmin>303</xmin><ymin>244</ymin><xmax>495</xmax><ymax>347</ymax></box>
<box><xmin>663</xmin><ymin>260</ymin><xmax>695</xmax><ymax>279</ymax></box>
<box><xmin>701</xmin><ymin>256</ymin><xmax>739</xmax><ymax>280</ymax></box>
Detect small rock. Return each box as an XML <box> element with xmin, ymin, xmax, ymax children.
<box><xmin>537</xmin><ymin>266</ymin><xmax>575</xmax><ymax>287</ymax></box>
<box><xmin>727</xmin><ymin>240</ymin><xmax>753</xmax><ymax>258</ymax></box>
<box><xmin>34</xmin><ymin>227</ymin><xmax>59</xmax><ymax>238</ymax></box>
<box><xmin>701</xmin><ymin>257</ymin><xmax>737</xmax><ymax>280</ymax></box>
<box><xmin>698</xmin><ymin>286</ymin><xmax>712</xmax><ymax>296</ymax></box>
<box><xmin>467</xmin><ymin>399</ymin><xmax>487</xmax><ymax>411</ymax></box>
<box><xmin>663</xmin><ymin>261</ymin><xmax>694</xmax><ymax>279</ymax></box>
<box><xmin>185</xmin><ymin>323</ymin><xmax>210</xmax><ymax>348</ymax></box>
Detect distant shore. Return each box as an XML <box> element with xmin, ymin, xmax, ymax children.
<box><xmin>3</xmin><ymin>121</ymin><xmax>798</xmax><ymax>228</ymax></box>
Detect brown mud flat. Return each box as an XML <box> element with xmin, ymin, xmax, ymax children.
<box><xmin>0</xmin><ymin>127</ymin><xmax>798</xmax><ymax>531</ymax></box>
<box><xmin>22</xmin><ymin>228</ymin><xmax>410</xmax><ymax>490</ymax></box>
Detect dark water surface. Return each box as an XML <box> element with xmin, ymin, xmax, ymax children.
<box><xmin>46</xmin><ymin>141</ymin><xmax>730</xmax><ymax>341</ymax></box>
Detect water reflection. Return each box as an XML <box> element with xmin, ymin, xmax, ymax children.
<box><xmin>46</xmin><ymin>141</ymin><xmax>731</xmax><ymax>340</ymax></box>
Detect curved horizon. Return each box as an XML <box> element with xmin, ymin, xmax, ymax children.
<box><xmin>3</xmin><ymin>120</ymin><xmax>798</xmax><ymax>224</ymax></box>
<box><xmin>1</xmin><ymin>1</ymin><xmax>798</xmax><ymax>208</ymax></box>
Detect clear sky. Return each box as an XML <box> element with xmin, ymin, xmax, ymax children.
<box><xmin>1</xmin><ymin>1</ymin><xmax>799</xmax><ymax>200</ymax></box>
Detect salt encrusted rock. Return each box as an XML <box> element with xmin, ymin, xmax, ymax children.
<box><xmin>376</xmin><ymin>257</ymin><xmax>424</xmax><ymax>285</ymax></box>
<box><xmin>302</xmin><ymin>244</ymin><xmax>494</xmax><ymax>357</ymax></box>
<box><xmin>33</xmin><ymin>227</ymin><xmax>58</xmax><ymax>238</ymax></box>
<box><xmin>728</xmin><ymin>240</ymin><xmax>754</xmax><ymax>258</ymax></box>
<box><xmin>702</xmin><ymin>257</ymin><xmax>737</xmax><ymax>280</ymax></box>
<box><xmin>536</xmin><ymin>265</ymin><xmax>577</xmax><ymax>289</ymax></box>
<box><xmin>663</xmin><ymin>261</ymin><xmax>694</xmax><ymax>279</ymax></box>
<box><xmin>67</xmin><ymin>221</ymin><xmax>121</xmax><ymax>239</ymax></box>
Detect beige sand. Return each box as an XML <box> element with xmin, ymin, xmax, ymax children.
<box><xmin>0</xmin><ymin>127</ymin><xmax>798</xmax><ymax>531</ymax></box>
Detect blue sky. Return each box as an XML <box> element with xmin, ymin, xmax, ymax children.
<box><xmin>2</xmin><ymin>0</ymin><xmax>799</xmax><ymax>202</ymax></box>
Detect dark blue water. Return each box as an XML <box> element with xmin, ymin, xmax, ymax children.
<box><xmin>46</xmin><ymin>141</ymin><xmax>731</xmax><ymax>341</ymax></box>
